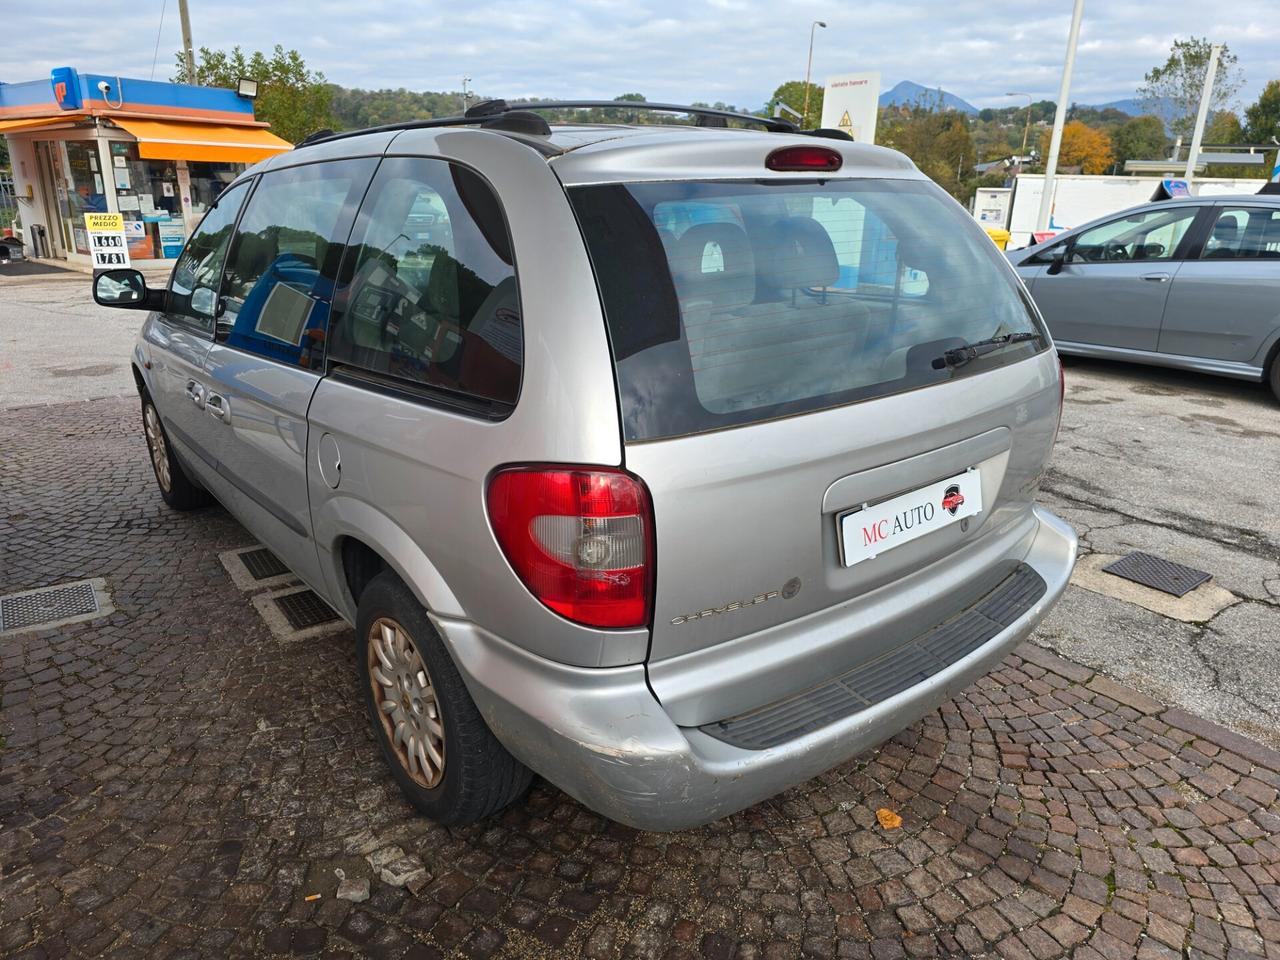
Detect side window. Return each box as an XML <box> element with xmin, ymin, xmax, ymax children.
<box><xmin>217</xmin><ymin>158</ymin><xmax>376</xmax><ymax>369</ymax></box>
<box><xmin>1068</xmin><ymin>207</ymin><xmax>1198</xmax><ymax>264</ymax></box>
<box><xmin>166</xmin><ymin>180</ymin><xmax>251</xmax><ymax>334</ymax></box>
<box><xmin>1201</xmin><ymin>207</ymin><xmax>1280</xmax><ymax>260</ymax></box>
<box><xmin>329</xmin><ymin>157</ymin><xmax>521</xmax><ymax>408</ymax></box>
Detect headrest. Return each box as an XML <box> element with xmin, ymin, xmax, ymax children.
<box><xmin>669</xmin><ymin>222</ymin><xmax>755</xmax><ymax>310</ymax></box>
<box><xmin>1212</xmin><ymin>216</ymin><xmax>1239</xmax><ymax>241</ymax></box>
<box><xmin>758</xmin><ymin>217</ymin><xmax>839</xmax><ymax>290</ymax></box>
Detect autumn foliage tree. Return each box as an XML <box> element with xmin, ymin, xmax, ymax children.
<box><xmin>176</xmin><ymin>45</ymin><xmax>334</xmax><ymax>144</ymax></box>
<box><xmin>1041</xmin><ymin>120</ymin><xmax>1113</xmax><ymax>174</ymax></box>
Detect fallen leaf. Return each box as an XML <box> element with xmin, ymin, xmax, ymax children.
<box><xmin>875</xmin><ymin>807</ymin><xmax>902</xmax><ymax>830</ymax></box>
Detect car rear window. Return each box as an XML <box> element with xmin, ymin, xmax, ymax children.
<box><xmin>569</xmin><ymin>178</ymin><xmax>1046</xmax><ymax>441</ymax></box>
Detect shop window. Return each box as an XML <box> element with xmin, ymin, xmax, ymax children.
<box><xmin>186</xmin><ymin>161</ymin><xmax>241</xmax><ymax>218</ymax></box>
<box><xmin>109</xmin><ymin>141</ymin><xmax>183</xmax><ymax>260</ymax></box>
<box><xmin>63</xmin><ymin>142</ymin><xmax>104</xmax><ymax>255</ymax></box>
<box><xmin>216</xmin><ymin>158</ymin><xmax>376</xmax><ymax>369</ymax></box>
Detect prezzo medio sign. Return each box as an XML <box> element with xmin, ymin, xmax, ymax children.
<box><xmin>84</xmin><ymin>213</ymin><xmax>131</xmax><ymax>270</ymax></box>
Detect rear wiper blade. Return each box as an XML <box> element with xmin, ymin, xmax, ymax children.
<box><xmin>931</xmin><ymin>332</ymin><xmax>1042</xmax><ymax>370</ymax></box>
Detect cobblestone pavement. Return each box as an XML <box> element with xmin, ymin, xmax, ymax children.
<box><xmin>2</xmin><ymin>397</ymin><xmax>1279</xmax><ymax>960</ymax></box>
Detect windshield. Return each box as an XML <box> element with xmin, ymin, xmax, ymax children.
<box><xmin>570</xmin><ymin>177</ymin><xmax>1046</xmax><ymax>441</ymax></box>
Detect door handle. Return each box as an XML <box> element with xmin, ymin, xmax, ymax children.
<box><xmin>185</xmin><ymin>380</ymin><xmax>205</xmax><ymax>407</ymax></box>
<box><xmin>206</xmin><ymin>394</ymin><xmax>231</xmax><ymax>423</ymax></box>
<box><xmin>1141</xmin><ymin>272</ymin><xmax>1171</xmax><ymax>282</ymax></box>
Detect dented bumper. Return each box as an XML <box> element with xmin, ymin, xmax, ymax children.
<box><xmin>433</xmin><ymin>506</ymin><xmax>1076</xmax><ymax>832</ymax></box>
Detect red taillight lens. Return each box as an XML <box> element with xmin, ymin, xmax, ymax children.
<box><xmin>487</xmin><ymin>466</ymin><xmax>654</xmax><ymax>629</ymax></box>
<box><xmin>765</xmin><ymin>146</ymin><xmax>843</xmax><ymax>172</ymax></box>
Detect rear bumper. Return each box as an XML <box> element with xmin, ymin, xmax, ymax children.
<box><xmin>434</xmin><ymin>505</ymin><xmax>1077</xmax><ymax>832</ymax></box>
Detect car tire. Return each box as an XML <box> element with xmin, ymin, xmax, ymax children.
<box><xmin>1269</xmin><ymin>354</ymin><xmax>1280</xmax><ymax>404</ymax></box>
<box><xmin>356</xmin><ymin>570</ymin><xmax>532</xmax><ymax>825</ymax></box>
<box><xmin>141</xmin><ymin>396</ymin><xmax>211</xmax><ymax>510</ymax></box>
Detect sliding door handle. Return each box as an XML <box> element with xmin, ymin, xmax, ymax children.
<box><xmin>206</xmin><ymin>394</ymin><xmax>231</xmax><ymax>423</ymax></box>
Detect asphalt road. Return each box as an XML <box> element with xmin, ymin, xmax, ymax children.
<box><xmin>0</xmin><ymin>268</ymin><xmax>145</xmax><ymax>410</ymax></box>
<box><xmin>2</xmin><ymin>270</ymin><xmax>1277</xmax><ymax>747</ymax></box>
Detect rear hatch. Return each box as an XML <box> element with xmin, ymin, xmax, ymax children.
<box><xmin>567</xmin><ymin>166</ymin><xmax>1060</xmax><ymax>722</ymax></box>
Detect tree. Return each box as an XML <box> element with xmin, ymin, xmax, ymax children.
<box><xmin>1138</xmin><ymin>37</ymin><xmax>1242</xmax><ymax>139</ymax></box>
<box><xmin>768</xmin><ymin>81</ymin><xmax>822</xmax><ymax>129</ymax></box>
<box><xmin>1111</xmin><ymin>115</ymin><xmax>1168</xmax><ymax>167</ymax></box>
<box><xmin>1040</xmin><ymin>120</ymin><xmax>1113</xmax><ymax>174</ymax></box>
<box><xmin>878</xmin><ymin>105</ymin><xmax>974</xmax><ymax>200</ymax></box>
<box><xmin>1204</xmin><ymin>110</ymin><xmax>1245</xmax><ymax>144</ymax></box>
<box><xmin>175</xmin><ymin>45</ymin><xmax>334</xmax><ymax>144</ymax></box>
<box><xmin>1244</xmin><ymin>79</ymin><xmax>1280</xmax><ymax>143</ymax></box>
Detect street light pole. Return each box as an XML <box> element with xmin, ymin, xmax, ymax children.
<box><xmin>1036</xmin><ymin>0</ymin><xmax>1085</xmax><ymax>235</ymax></box>
<box><xmin>802</xmin><ymin>20</ymin><xmax>827</xmax><ymax>129</ymax></box>
<box><xmin>1006</xmin><ymin>92</ymin><xmax>1033</xmax><ymax>160</ymax></box>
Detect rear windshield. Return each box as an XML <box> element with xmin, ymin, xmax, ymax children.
<box><xmin>569</xmin><ymin>178</ymin><xmax>1046</xmax><ymax>441</ymax></box>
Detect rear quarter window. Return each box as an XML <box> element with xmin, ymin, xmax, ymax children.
<box><xmin>570</xmin><ymin>177</ymin><xmax>1046</xmax><ymax>441</ymax></box>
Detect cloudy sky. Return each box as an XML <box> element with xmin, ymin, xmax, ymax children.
<box><xmin>6</xmin><ymin>1</ymin><xmax>1279</xmax><ymax>111</ymax></box>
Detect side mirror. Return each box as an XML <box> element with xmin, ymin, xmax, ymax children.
<box><xmin>1045</xmin><ymin>246</ymin><xmax>1068</xmax><ymax>276</ymax></box>
<box><xmin>93</xmin><ymin>268</ymin><xmax>163</xmax><ymax>310</ymax></box>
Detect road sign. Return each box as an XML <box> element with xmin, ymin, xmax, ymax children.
<box><xmin>821</xmin><ymin>72</ymin><xmax>880</xmax><ymax>143</ymax></box>
<box><xmin>84</xmin><ymin>213</ymin><xmax>131</xmax><ymax>270</ymax></box>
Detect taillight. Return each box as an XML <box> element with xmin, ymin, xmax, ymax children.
<box><xmin>765</xmin><ymin>146</ymin><xmax>843</xmax><ymax>172</ymax></box>
<box><xmin>486</xmin><ymin>466</ymin><xmax>654</xmax><ymax>629</ymax></box>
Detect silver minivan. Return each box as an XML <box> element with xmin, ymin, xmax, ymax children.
<box><xmin>93</xmin><ymin>101</ymin><xmax>1077</xmax><ymax>831</ymax></box>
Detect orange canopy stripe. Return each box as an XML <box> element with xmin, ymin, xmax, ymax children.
<box><xmin>0</xmin><ymin>115</ymin><xmax>89</xmax><ymax>131</ymax></box>
<box><xmin>112</xmin><ymin>118</ymin><xmax>292</xmax><ymax>163</ymax></box>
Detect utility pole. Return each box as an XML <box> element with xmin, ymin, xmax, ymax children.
<box><xmin>1006</xmin><ymin>92</ymin><xmax>1033</xmax><ymax>160</ymax></box>
<box><xmin>178</xmin><ymin>0</ymin><xmax>197</xmax><ymax>85</ymax></box>
<box><xmin>802</xmin><ymin>21</ymin><xmax>826</xmax><ymax>129</ymax></box>
<box><xmin>1184</xmin><ymin>44</ymin><xmax>1223</xmax><ymax>182</ymax></box>
<box><xmin>461</xmin><ymin>76</ymin><xmax>471</xmax><ymax>113</ymax></box>
<box><xmin>1036</xmin><ymin>0</ymin><xmax>1085</xmax><ymax>234</ymax></box>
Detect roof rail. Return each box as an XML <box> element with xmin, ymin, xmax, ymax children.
<box><xmin>513</xmin><ymin>101</ymin><xmax>797</xmax><ymax>133</ymax></box>
<box><xmin>294</xmin><ymin>98</ymin><xmax>798</xmax><ymax>150</ymax></box>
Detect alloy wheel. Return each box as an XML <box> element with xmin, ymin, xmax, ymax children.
<box><xmin>143</xmin><ymin>404</ymin><xmax>171</xmax><ymax>493</ymax></box>
<box><xmin>368</xmin><ymin>617</ymin><xmax>445</xmax><ymax>788</ymax></box>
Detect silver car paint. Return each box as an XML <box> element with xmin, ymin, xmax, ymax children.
<box><xmin>306</xmin><ymin>127</ymin><xmax>642</xmax><ymax>668</ymax></box>
<box><xmin>134</xmin><ymin>122</ymin><xmax>1076</xmax><ymax>828</ymax></box>
<box><xmin>436</xmin><ymin>505</ymin><xmax>1076</xmax><ymax>831</ymax></box>
<box><xmin>1011</xmin><ymin>196</ymin><xmax>1280</xmax><ymax>381</ymax></box>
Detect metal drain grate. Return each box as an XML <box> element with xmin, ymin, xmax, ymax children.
<box><xmin>1102</xmin><ymin>551</ymin><xmax>1210</xmax><ymax>598</ymax></box>
<box><xmin>1</xmin><ymin>580</ymin><xmax>100</xmax><ymax>632</ymax></box>
<box><xmin>238</xmin><ymin>547</ymin><xmax>289</xmax><ymax>581</ymax></box>
<box><xmin>273</xmin><ymin>590</ymin><xmax>341</xmax><ymax>631</ymax></box>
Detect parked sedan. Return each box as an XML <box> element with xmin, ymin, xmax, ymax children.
<box><xmin>1007</xmin><ymin>194</ymin><xmax>1280</xmax><ymax>401</ymax></box>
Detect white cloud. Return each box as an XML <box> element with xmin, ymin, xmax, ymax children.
<box><xmin>3</xmin><ymin>0</ymin><xmax>1277</xmax><ymax>112</ymax></box>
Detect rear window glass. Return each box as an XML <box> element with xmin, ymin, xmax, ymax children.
<box><xmin>570</xmin><ymin>178</ymin><xmax>1046</xmax><ymax>441</ymax></box>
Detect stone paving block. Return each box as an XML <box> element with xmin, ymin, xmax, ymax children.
<box><xmin>0</xmin><ymin>397</ymin><xmax>1277</xmax><ymax>958</ymax></box>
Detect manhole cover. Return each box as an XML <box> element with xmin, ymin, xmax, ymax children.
<box><xmin>239</xmin><ymin>547</ymin><xmax>289</xmax><ymax>581</ymax></box>
<box><xmin>1102</xmin><ymin>551</ymin><xmax>1210</xmax><ymax>598</ymax></box>
<box><xmin>0</xmin><ymin>579</ymin><xmax>113</xmax><ymax>633</ymax></box>
<box><xmin>273</xmin><ymin>590</ymin><xmax>341</xmax><ymax>631</ymax></box>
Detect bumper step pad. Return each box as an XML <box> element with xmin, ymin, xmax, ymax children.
<box><xmin>700</xmin><ymin>564</ymin><xmax>1047</xmax><ymax>750</ymax></box>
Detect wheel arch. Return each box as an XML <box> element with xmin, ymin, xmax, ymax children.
<box><xmin>318</xmin><ymin>496</ymin><xmax>464</xmax><ymax>622</ymax></box>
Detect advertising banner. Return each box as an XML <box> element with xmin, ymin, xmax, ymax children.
<box><xmin>821</xmin><ymin>72</ymin><xmax>881</xmax><ymax>143</ymax></box>
<box><xmin>158</xmin><ymin>220</ymin><xmax>186</xmax><ymax>259</ymax></box>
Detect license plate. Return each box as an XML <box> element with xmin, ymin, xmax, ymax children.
<box><xmin>839</xmin><ymin>470</ymin><xmax>983</xmax><ymax>567</ymax></box>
